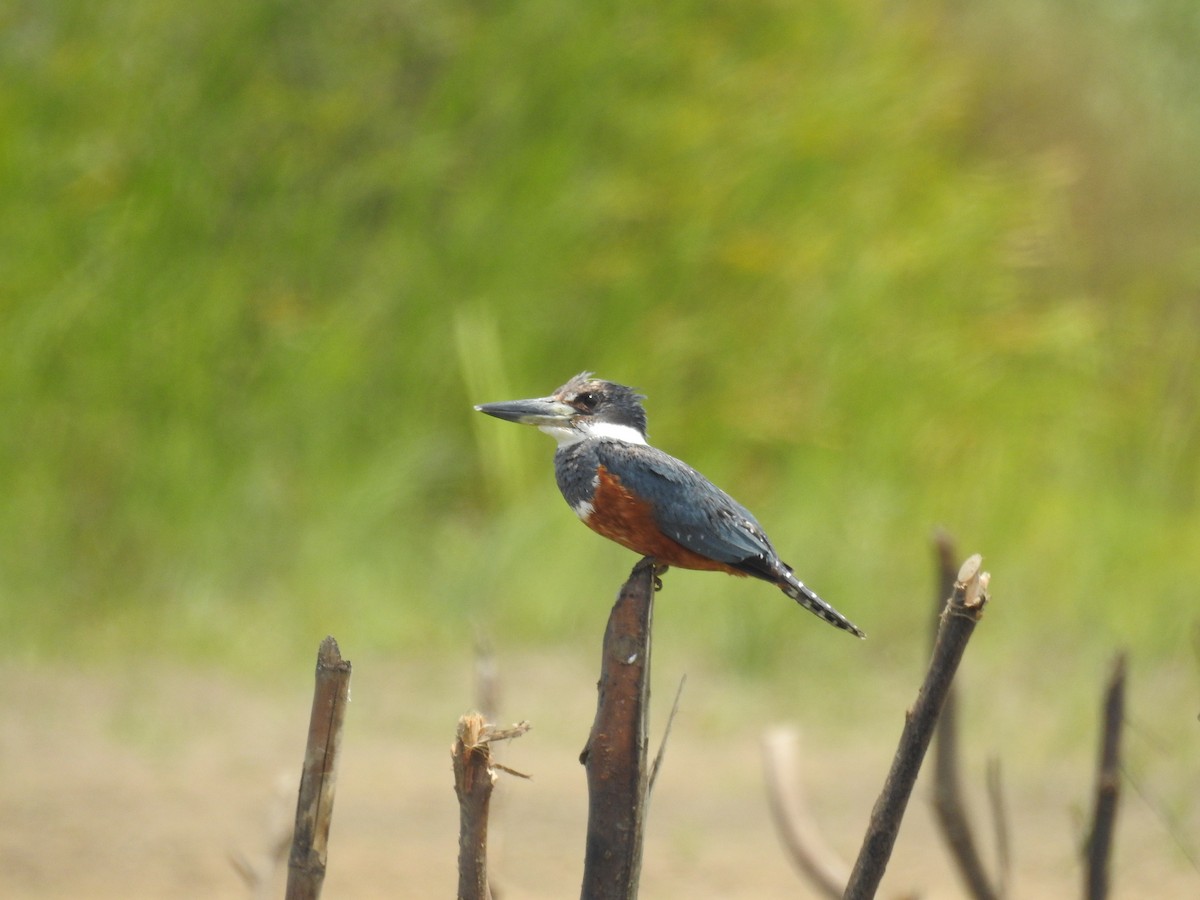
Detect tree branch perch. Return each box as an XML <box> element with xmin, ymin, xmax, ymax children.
<box><xmin>579</xmin><ymin>558</ymin><xmax>657</xmax><ymax>900</ymax></box>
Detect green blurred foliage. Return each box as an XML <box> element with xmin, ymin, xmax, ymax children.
<box><xmin>0</xmin><ymin>0</ymin><xmax>1196</xmax><ymax>672</ymax></box>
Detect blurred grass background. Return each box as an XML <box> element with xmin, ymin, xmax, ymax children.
<box><xmin>1</xmin><ymin>0</ymin><xmax>1197</xmax><ymax>680</ymax></box>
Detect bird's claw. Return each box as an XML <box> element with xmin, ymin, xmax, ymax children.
<box><xmin>652</xmin><ymin>563</ymin><xmax>669</xmax><ymax>592</ymax></box>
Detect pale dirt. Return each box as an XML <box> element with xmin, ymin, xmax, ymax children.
<box><xmin>1</xmin><ymin>649</ymin><xmax>1196</xmax><ymax>898</ymax></box>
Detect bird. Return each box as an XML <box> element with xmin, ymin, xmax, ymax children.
<box><xmin>475</xmin><ymin>373</ymin><xmax>864</xmax><ymax>637</ymax></box>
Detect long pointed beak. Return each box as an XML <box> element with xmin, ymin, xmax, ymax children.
<box><xmin>474</xmin><ymin>396</ymin><xmax>575</xmax><ymax>427</ymax></box>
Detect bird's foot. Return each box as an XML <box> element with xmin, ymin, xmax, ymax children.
<box><xmin>652</xmin><ymin>563</ymin><xmax>669</xmax><ymax>592</ymax></box>
<box><xmin>634</xmin><ymin>557</ymin><xmax>669</xmax><ymax>591</ymax></box>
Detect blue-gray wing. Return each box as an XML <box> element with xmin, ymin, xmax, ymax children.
<box><xmin>594</xmin><ymin>441</ymin><xmax>780</xmax><ymax>570</ymax></box>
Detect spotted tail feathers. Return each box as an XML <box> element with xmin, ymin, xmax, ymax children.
<box><xmin>780</xmin><ymin>574</ymin><xmax>865</xmax><ymax>638</ymax></box>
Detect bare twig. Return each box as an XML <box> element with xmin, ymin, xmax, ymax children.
<box><xmin>286</xmin><ymin>636</ymin><xmax>352</xmax><ymax>900</ymax></box>
<box><xmin>986</xmin><ymin>758</ymin><xmax>1012</xmax><ymax>898</ymax></box>
<box><xmin>230</xmin><ymin>773</ymin><xmax>293</xmax><ymax>898</ymax></box>
<box><xmin>932</xmin><ymin>686</ymin><xmax>1001</xmax><ymax>900</ymax></box>
<box><xmin>930</xmin><ymin>533</ymin><xmax>1003</xmax><ymax>900</ymax></box>
<box><xmin>647</xmin><ymin>674</ymin><xmax>686</xmax><ymax>798</ymax></box>
<box><xmin>843</xmin><ymin>554</ymin><xmax>990</xmax><ymax>900</ymax></box>
<box><xmin>762</xmin><ymin>727</ymin><xmax>851</xmax><ymax>899</ymax></box>
<box><xmin>453</xmin><ymin>714</ymin><xmax>532</xmax><ymax>900</ymax></box>
<box><xmin>579</xmin><ymin>558</ymin><xmax>657</xmax><ymax>900</ymax></box>
<box><xmin>1084</xmin><ymin>653</ymin><xmax>1127</xmax><ymax>900</ymax></box>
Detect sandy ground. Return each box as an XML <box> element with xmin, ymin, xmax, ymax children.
<box><xmin>1</xmin><ymin>649</ymin><xmax>1197</xmax><ymax>898</ymax></box>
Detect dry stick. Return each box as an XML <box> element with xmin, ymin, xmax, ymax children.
<box><xmin>762</xmin><ymin>727</ymin><xmax>852</xmax><ymax>899</ymax></box>
<box><xmin>1084</xmin><ymin>653</ymin><xmax>1127</xmax><ymax>900</ymax></box>
<box><xmin>452</xmin><ymin>715</ymin><xmax>533</xmax><ymax>900</ymax></box>
<box><xmin>929</xmin><ymin>535</ymin><xmax>1003</xmax><ymax>900</ymax></box>
<box><xmin>843</xmin><ymin>554</ymin><xmax>990</xmax><ymax>900</ymax></box>
<box><xmin>454</xmin><ymin>715</ymin><xmax>493</xmax><ymax>900</ymax></box>
<box><xmin>286</xmin><ymin>636</ymin><xmax>352</xmax><ymax>900</ymax></box>
<box><xmin>579</xmin><ymin>558</ymin><xmax>657</xmax><ymax>900</ymax></box>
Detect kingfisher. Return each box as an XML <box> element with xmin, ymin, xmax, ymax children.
<box><xmin>475</xmin><ymin>373</ymin><xmax>864</xmax><ymax>637</ymax></box>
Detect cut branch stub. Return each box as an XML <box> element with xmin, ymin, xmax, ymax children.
<box><xmin>453</xmin><ymin>715</ymin><xmax>532</xmax><ymax>900</ymax></box>
<box><xmin>929</xmin><ymin>535</ymin><xmax>1006</xmax><ymax>900</ymax></box>
<box><xmin>285</xmin><ymin>636</ymin><xmax>352</xmax><ymax>900</ymax></box>
<box><xmin>454</xmin><ymin>714</ymin><xmax>496</xmax><ymax>900</ymax></box>
<box><xmin>843</xmin><ymin>555</ymin><xmax>990</xmax><ymax>900</ymax></box>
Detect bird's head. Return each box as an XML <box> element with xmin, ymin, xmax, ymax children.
<box><xmin>475</xmin><ymin>373</ymin><xmax>648</xmax><ymax>446</ymax></box>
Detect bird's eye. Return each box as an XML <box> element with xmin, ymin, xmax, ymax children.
<box><xmin>576</xmin><ymin>391</ymin><xmax>599</xmax><ymax>410</ymax></box>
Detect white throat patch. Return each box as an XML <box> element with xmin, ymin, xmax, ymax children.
<box><xmin>539</xmin><ymin>420</ymin><xmax>648</xmax><ymax>447</ymax></box>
